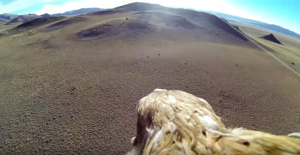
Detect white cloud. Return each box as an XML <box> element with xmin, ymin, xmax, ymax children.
<box><xmin>35</xmin><ymin>0</ymin><xmax>232</xmax><ymax>15</ymax></box>
<box><xmin>0</xmin><ymin>0</ymin><xmax>38</xmax><ymax>14</ymax></box>
<box><xmin>0</xmin><ymin>0</ymin><xmax>77</xmax><ymax>14</ymax></box>
<box><xmin>34</xmin><ymin>0</ymin><xmax>130</xmax><ymax>15</ymax></box>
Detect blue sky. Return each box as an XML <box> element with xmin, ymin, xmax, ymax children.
<box><xmin>0</xmin><ymin>0</ymin><xmax>299</xmax><ymax>34</ymax></box>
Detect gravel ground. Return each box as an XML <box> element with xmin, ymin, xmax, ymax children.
<box><xmin>1</xmin><ymin>38</ymin><xmax>300</xmax><ymax>154</ymax></box>
<box><xmin>0</xmin><ymin>5</ymin><xmax>300</xmax><ymax>154</ymax></box>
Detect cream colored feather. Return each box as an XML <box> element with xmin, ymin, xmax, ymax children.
<box><xmin>127</xmin><ymin>89</ymin><xmax>300</xmax><ymax>155</ymax></box>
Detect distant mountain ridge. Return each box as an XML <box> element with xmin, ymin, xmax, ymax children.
<box><xmin>41</xmin><ymin>13</ymin><xmax>51</xmax><ymax>18</ymax></box>
<box><xmin>0</xmin><ymin>8</ymin><xmax>103</xmax><ymax>25</ymax></box>
<box><xmin>0</xmin><ymin>13</ymin><xmax>19</xmax><ymax>24</ymax></box>
<box><xmin>205</xmin><ymin>11</ymin><xmax>300</xmax><ymax>40</ymax></box>
<box><xmin>52</xmin><ymin>8</ymin><xmax>103</xmax><ymax>16</ymax></box>
<box><xmin>6</xmin><ymin>14</ymin><xmax>41</xmax><ymax>25</ymax></box>
<box><xmin>0</xmin><ymin>13</ymin><xmax>19</xmax><ymax>20</ymax></box>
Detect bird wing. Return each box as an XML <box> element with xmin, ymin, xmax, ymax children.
<box><xmin>127</xmin><ymin>89</ymin><xmax>300</xmax><ymax>155</ymax></box>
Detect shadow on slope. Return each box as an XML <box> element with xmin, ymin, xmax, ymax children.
<box><xmin>6</xmin><ymin>14</ymin><xmax>41</xmax><ymax>25</ymax></box>
<box><xmin>17</xmin><ymin>16</ymin><xmax>64</xmax><ymax>29</ymax></box>
<box><xmin>78</xmin><ymin>10</ymin><xmax>201</xmax><ymax>40</ymax></box>
<box><xmin>77</xmin><ymin>18</ymin><xmax>155</xmax><ymax>40</ymax></box>
<box><xmin>115</xmin><ymin>2</ymin><xmax>165</xmax><ymax>11</ymax></box>
<box><xmin>0</xmin><ymin>17</ymin><xmax>64</xmax><ymax>37</ymax></box>
<box><xmin>45</xmin><ymin>16</ymin><xmax>86</xmax><ymax>31</ymax></box>
<box><xmin>260</xmin><ymin>33</ymin><xmax>283</xmax><ymax>45</ymax></box>
<box><xmin>173</xmin><ymin>9</ymin><xmax>248</xmax><ymax>41</ymax></box>
<box><xmin>134</xmin><ymin>11</ymin><xmax>196</xmax><ymax>29</ymax></box>
<box><xmin>91</xmin><ymin>9</ymin><xmax>125</xmax><ymax>16</ymax></box>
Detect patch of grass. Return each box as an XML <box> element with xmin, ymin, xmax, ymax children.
<box><xmin>252</xmin><ymin>36</ymin><xmax>300</xmax><ymax>72</ymax></box>
<box><xmin>234</xmin><ymin>23</ymin><xmax>300</xmax><ymax>49</ymax></box>
<box><xmin>234</xmin><ymin>23</ymin><xmax>300</xmax><ymax>73</ymax></box>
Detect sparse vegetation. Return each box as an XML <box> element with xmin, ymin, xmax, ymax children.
<box><xmin>252</xmin><ymin>36</ymin><xmax>300</xmax><ymax>72</ymax></box>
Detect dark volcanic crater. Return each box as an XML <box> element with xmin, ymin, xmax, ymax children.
<box><xmin>77</xmin><ymin>18</ymin><xmax>155</xmax><ymax>40</ymax></box>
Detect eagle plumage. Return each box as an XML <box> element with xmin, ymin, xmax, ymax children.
<box><xmin>127</xmin><ymin>89</ymin><xmax>300</xmax><ymax>155</ymax></box>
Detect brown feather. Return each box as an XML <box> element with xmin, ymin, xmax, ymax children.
<box><xmin>127</xmin><ymin>89</ymin><xmax>300</xmax><ymax>155</ymax></box>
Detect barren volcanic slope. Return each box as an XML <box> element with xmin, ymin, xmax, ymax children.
<box><xmin>0</xmin><ymin>2</ymin><xmax>300</xmax><ymax>154</ymax></box>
